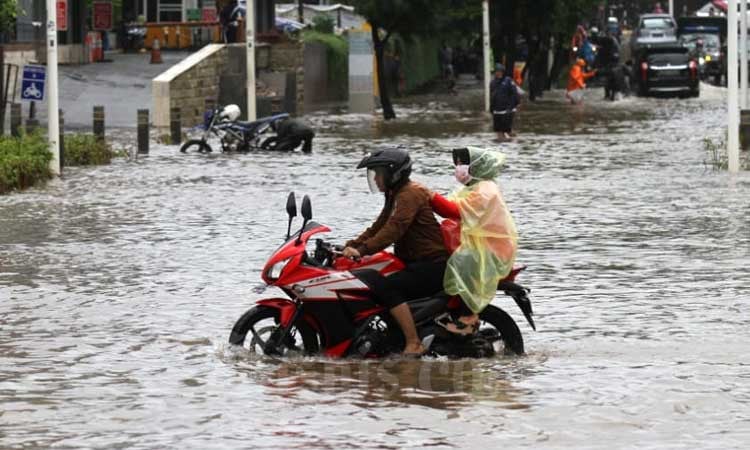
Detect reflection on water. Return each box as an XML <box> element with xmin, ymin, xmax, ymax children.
<box><xmin>1</xmin><ymin>84</ymin><xmax>749</xmax><ymax>449</ymax></box>
<box><xmin>229</xmin><ymin>353</ymin><xmax>530</xmax><ymax>411</ymax></box>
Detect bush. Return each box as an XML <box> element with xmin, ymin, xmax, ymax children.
<box><xmin>63</xmin><ymin>133</ymin><xmax>114</xmax><ymax>166</ymax></box>
<box><xmin>0</xmin><ymin>132</ymin><xmax>52</xmax><ymax>194</ymax></box>
<box><xmin>302</xmin><ymin>30</ymin><xmax>348</xmax><ymax>100</ymax></box>
<box><xmin>311</xmin><ymin>15</ymin><xmax>335</xmax><ymax>34</ymax></box>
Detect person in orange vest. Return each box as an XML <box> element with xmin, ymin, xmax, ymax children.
<box><xmin>566</xmin><ymin>58</ymin><xmax>597</xmax><ymax>104</ymax></box>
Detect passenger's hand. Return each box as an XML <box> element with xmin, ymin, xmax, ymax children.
<box><xmin>343</xmin><ymin>246</ymin><xmax>361</xmax><ymax>260</ymax></box>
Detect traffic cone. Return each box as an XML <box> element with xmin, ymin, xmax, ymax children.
<box><xmin>150</xmin><ymin>39</ymin><xmax>163</xmax><ymax>64</ymax></box>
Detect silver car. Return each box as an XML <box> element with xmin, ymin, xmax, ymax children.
<box><xmin>631</xmin><ymin>14</ymin><xmax>679</xmax><ymax>50</ymax></box>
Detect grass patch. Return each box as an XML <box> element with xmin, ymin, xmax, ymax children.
<box><xmin>63</xmin><ymin>133</ymin><xmax>114</xmax><ymax>166</ymax></box>
<box><xmin>0</xmin><ymin>132</ymin><xmax>53</xmax><ymax>195</ymax></box>
<box><xmin>703</xmin><ymin>136</ymin><xmax>750</xmax><ymax>170</ymax></box>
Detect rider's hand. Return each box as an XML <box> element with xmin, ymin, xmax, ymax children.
<box><xmin>343</xmin><ymin>246</ymin><xmax>361</xmax><ymax>260</ymax></box>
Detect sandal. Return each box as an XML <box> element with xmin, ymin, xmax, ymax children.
<box><xmin>436</xmin><ymin>314</ymin><xmax>480</xmax><ymax>336</ymax></box>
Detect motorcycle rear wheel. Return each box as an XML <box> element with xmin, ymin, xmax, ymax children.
<box><xmin>179</xmin><ymin>139</ymin><xmax>212</xmax><ymax>153</ymax></box>
<box><xmin>228</xmin><ymin>305</ymin><xmax>320</xmax><ymax>356</ymax></box>
<box><xmin>478</xmin><ymin>305</ymin><xmax>525</xmax><ymax>355</ymax></box>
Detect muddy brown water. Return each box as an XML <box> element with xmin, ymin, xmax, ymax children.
<box><xmin>1</xmin><ymin>84</ymin><xmax>749</xmax><ymax>449</ymax></box>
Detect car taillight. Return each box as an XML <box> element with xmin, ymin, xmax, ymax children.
<box><xmin>640</xmin><ymin>61</ymin><xmax>649</xmax><ymax>81</ymax></box>
<box><xmin>689</xmin><ymin>60</ymin><xmax>698</xmax><ymax>79</ymax></box>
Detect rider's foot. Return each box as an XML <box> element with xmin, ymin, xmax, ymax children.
<box><xmin>458</xmin><ymin>314</ymin><xmax>479</xmax><ymax>328</ymax></box>
<box><xmin>402</xmin><ymin>341</ymin><xmax>425</xmax><ymax>357</ymax></box>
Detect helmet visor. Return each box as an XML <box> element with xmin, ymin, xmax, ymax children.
<box><xmin>367</xmin><ymin>168</ymin><xmax>386</xmax><ymax>193</ymax></box>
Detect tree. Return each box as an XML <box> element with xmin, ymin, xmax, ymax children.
<box><xmin>349</xmin><ymin>0</ymin><xmax>443</xmax><ymax>120</ymax></box>
<box><xmin>0</xmin><ymin>0</ymin><xmax>18</xmax><ymax>38</ymax></box>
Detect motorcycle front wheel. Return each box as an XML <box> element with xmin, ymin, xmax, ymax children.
<box><xmin>228</xmin><ymin>305</ymin><xmax>320</xmax><ymax>356</ymax></box>
<box><xmin>179</xmin><ymin>139</ymin><xmax>212</xmax><ymax>153</ymax></box>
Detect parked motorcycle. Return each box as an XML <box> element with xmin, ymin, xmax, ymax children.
<box><xmin>228</xmin><ymin>193</ymin><xmax>535</xmax><ymax>358</ymax></box>
<box><xmin>180</xmin><ymin>104</ymin><xmax>289</xmax><ymax>153</ymax></box>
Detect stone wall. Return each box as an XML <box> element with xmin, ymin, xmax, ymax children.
<box><xmin>152</xmin><ymin>44</ymin><xmax>227</xmax><ymax>128</ymax></box>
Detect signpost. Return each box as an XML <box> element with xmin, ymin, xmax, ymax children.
<box><xmin>93</xmin><ymin>2</ymin><xmax>113</xmax><ymax>31</ymax></box>
<box><xmin>202</xmin><ymin>7</ymin><xmax>217</xmax><ymax>22</ymax></box>
<box><xmin>47</xmin><ymin>0</ymin><xmax>61</xmax><ymax>176</ymax></box>
<box><xmin>56</xmin><ymin>0</ymin><xmax>67</xmax><ymax>31</ymax></box>
<box><xmin>728</xmin><ymin>0</ymin><xmax>740</xmax><ymax>173</ymax></box>
<box><xmin>20</xmin><ymin>65</ymin><xmax>46</xmax><ymax>102</ymax></box>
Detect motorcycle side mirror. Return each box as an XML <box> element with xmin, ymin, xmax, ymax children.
<box><xmin>295</xmin><ymin>195</ymin><xmax>312</xmax><ymax>246</ymax></box>
<box><xmin>301</xmin><ymin>195</ymin><xmax>312</xmax><ymax>221</ymax></box>
<box><xmin>285</xmin><ymin>192</ymin><xmax>297</xmax><ymax>241</ymax></box>
<box><xmin>286</xmin><ymin>192</ymin><xmax>298</xmax><ymax>218</ymax></box>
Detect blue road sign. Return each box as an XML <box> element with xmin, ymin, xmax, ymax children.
<box><xmin>21</xmin><ymin>65</ymin><xmax>46</xmax><ymax>101</ymax></box>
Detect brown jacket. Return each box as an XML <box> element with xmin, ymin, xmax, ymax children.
<box><xmin>347</xmin><ymin>181</ymin><xmax>448</xmax><ymax>263</ymax></box>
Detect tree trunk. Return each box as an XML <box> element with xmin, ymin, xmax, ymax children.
<box><xmin>0</xmin><ymin>44</ymin><xmax>5</xmax><ymax>135</ymax></box>
<box><xmin>298</xmin><ymin>0</ymin><xmax>304</xmax><ymax>23</ymax></box>
<box><xmin>371</xmin><ymin>26</ymin><xmax>396</xmax><ymax>120</ymax></box>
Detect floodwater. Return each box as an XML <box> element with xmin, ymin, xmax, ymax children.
<box><xmin>1</xmin><ymin>85</ymin><xmax>749</xmax><ymax>449</ymax></box>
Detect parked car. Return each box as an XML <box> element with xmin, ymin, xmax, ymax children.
<box><xmin>630</xmin><ymin>14</ymin><xmax>678</xmax><ymax>52</ymax></box>
<box><xmin>632</xmin><ymin>43</ymin><xmax>700</xmax><ymax>97</ymax></box>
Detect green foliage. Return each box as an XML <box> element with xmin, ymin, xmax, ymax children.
<box><xmin>349</xmin><ymin>0</ymin><xmax>444</xmax><ymax>38</ymax></box>
<box><xmin>391</xmin><ymin>36</ymin><xmax>441</xmax><ymax>93</ymax></box>
<box><xmin>0</xmin><ymin>132</ymin><xmax>52</xmax><ymax>195</ymax></box>
<box><xmin>64</xmin><ymin>134</ymin><xmax>114</xmax><ymax>166</ymax></box>
<box><xmin>311</xmin><ymin>14</ymin><xmax>335</xmax><ymax>34</ymax></box>
<box><xmin>0</xmin><ymin>0</ymin><xmax>18</xmax><ymax>32</ymax></box>
<box><xmin>302</xmin><ymin>30</ymin><xmax>349</xmax><ymax>99</ymax></box>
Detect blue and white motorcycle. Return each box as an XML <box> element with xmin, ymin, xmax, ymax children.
<box><xmin>180</xmin><ymin>104</ymin><xmax>289</xmax><ymax>153</ymax></box>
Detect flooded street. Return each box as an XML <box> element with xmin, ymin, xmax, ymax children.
<box><xmin>1</xmin><ymin>85</ymin><xmax>749</xmax><ymax>449</ymax></box>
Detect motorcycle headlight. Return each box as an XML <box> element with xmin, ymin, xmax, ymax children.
<box><xmin>705</xmin><ymin>55</ymin><xmax>712</xmax><ymax>62</ymax></box>
<box><xmin>699</xmin><ymin>57</ymin><xmax>705</xmax><ymax>65</ymax></box>
<box><xmin>267</xmin><ymin>257</ymin><xmax>292</xmax><ymax>280</ymax></box>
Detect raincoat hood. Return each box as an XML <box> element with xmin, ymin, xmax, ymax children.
<box><xmin>465</xmin><ymin>147</ymin><xmax>507</xmax><ymax>182</ymax></box>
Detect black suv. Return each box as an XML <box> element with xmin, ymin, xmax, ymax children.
<box><xmin>632</xmin><ymin>43</ymin><xmax>700</xmax><ymax>97</ymax></box>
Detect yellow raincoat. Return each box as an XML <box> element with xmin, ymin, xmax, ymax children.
<box><xmin>443</xmin><ymin>148</ymin><xmax>518</xmax><ymax>314</ymax></box>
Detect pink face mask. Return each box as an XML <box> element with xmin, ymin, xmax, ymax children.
<box><xmin>454</xmin><ymin>164</ymin><xmax>472</xmax><ymax>184</ymax></box>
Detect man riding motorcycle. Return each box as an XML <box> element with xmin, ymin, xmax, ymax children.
<box><xmin>343</xmin><ymin>148</ymin><xmax>448</xmax><ymax>356</ymax></box>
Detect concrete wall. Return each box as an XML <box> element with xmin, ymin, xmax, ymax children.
<box><xmin>269</xmin><ymin>41</ymin><xmax>306</xmax><ymax>114</ymax></box>
<box><xmin>152</xmin><ymin>44</ymin><xmax>227</xmax><ymax>128</ymax></box>
<box><xmin>303</xmin><ymin>42</ymin><xmax>328</xmax><ymax>108</ymax></box>
<box><xmin>152</xmin><ymin>39</ymin><xmax>312</xmax><ymax>128</ymax></box>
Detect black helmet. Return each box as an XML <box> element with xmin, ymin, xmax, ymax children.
<box><xmin>357</xmin><ymin>147</ymin><xmax>412</xmax><ymax>192</ymax></box>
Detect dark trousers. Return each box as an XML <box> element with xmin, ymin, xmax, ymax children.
<box><xmin>275</xmin><ymin>130</ymin><xmax>314</xmax><ymax>153</ymax></box>
<box><xmin>370</xmin><ymin>260</ymin><xmax>447</xmax><ymax>309</ymax></box>
<box><xmin>492</xmin><ymin>113</ymin><xmax>514</xmax><ymax>133</ymax></box>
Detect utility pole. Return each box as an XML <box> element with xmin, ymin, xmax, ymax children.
<box><xmin>246</xmin><ymin>0</ymin><xmax>256</xmax><ymax>121</ymax></box>
<box><xmin>669</xmin><ymin>0</ymin><xmax>674</xmax><ymax>16</ymax></box>
<box><xmin>729</xmin><ymin>0</ymin><xmax>740</xmax><ymax>173</ymax></box>
<box><xmin>46</xmin><ymin>0</ymin><xmax>61</xmax><ymax>175</ymax></box>
<box><xmin>483</xmin><ymin>0</ymin><xmax>490</xmax><ymax>112</ymax></box>
<box><xmin>741</xmin><ymin>0</ymin><xmax>748</xmax><ymax>109</ymax></box>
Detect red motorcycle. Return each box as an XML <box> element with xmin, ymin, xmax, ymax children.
<box><xmin>228</xmin><ymin>193</ymin><xmax>535</xmax><ymax>358</ymax></box>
